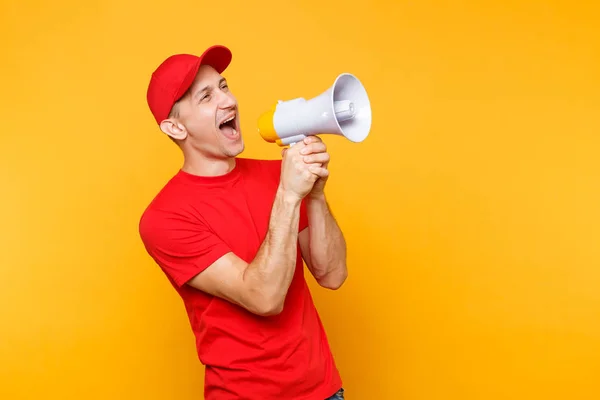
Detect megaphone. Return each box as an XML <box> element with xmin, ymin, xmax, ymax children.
<box><xmin>257</xmin><ymin>73</ymin><xmax>371</xmax><ymax>146</ymax></box>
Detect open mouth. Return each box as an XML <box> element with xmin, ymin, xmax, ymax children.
<box><xmin>218</xmin><ymin>114</ymin><xmax>239</xmax><ymax>140</ymax></box>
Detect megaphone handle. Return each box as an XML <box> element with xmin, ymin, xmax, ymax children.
<box><xmin>279</xmin><ymin>134</ymin><xmax>307</xmax><ymax>147</ymax></box>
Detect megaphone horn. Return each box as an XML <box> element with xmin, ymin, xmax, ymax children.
<box><xmin>257</xmin><ymin>73</ymin><xmax>372</xmax><ymax>146</ymax></box>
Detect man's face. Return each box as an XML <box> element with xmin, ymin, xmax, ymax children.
<box><xmin>173</xmin><ymin>64</ymin><xmax>244</xmax><ymax>158</ymax></box>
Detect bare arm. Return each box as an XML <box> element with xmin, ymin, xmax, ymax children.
<box><xmin>187</xmin><ymin>187</ymin><xmax>301</xmax><ymax>316</ymax></box>
<box><xmin>299</xmin><ymin>194</ymin><xmax>348</xmax><ymax>290</ymax></box>
<box><xmin>186</xmin><ymin>142</ymin><xmax>326</xmax><ymax>316</ymax></box>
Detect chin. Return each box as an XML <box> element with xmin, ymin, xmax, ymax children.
<box><xmin>223</xmin><ymin>140</ymin><xmax>244</xmax><ymax>158</ymax></box>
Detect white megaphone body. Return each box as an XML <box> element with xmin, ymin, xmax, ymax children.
<box><xmin>257</xmin><ymin>73</ymin><xmax>371</xmax><ymax>146</ymax></box>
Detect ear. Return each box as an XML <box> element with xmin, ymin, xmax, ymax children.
<box><xmin>160</xmin><ymin>119</ymin><xmax>188</xmax><ymax>140</ymax></box>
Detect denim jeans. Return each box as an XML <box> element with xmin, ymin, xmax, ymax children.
<box><xmin>325</xmin><ymin>388</ymin><xmax>344</xmax><ymax>399</ymax></box>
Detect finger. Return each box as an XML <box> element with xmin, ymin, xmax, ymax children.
<box><xmin>302</xmin><ymin>169</ymin><xmax>319</xmax><ymax>183</ymax></box>
<box><xmin>300</xmin><ymin>142</ymin><xmax>327</xmax><ymax>155</ymax></box>
<box><xmin>308</xmin><ymin>164</ymin><xmax>329</xmax><ymax>179</ymax></box>
<box><xmin>303</xmin><ymin>135</ymin><xmax>323</xmax><ymax>144</ymax></box>
<box><xmin>303</xmin><ymin>152</ymin><xmax>330</xmax><ymax>165</ymax></box>
<box><xmin>288</xmin><ymin>141</ymin><xmax>307</xmax><ymax>155</ymax></box>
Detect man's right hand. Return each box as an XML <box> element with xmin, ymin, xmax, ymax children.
<box><xmin>279</xmin><ymin>142</ymin><xmax>327</xmax><ymax>201</ymax></box>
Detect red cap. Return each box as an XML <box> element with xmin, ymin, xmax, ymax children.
<box><xmin>146</xmin><ymin>45</ymin><xmax>232</xmax><ymax>125</ymax></box>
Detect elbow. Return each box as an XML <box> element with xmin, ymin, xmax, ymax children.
<box><xmin>324</xmin><ymin>282</ymin><xmax>343</xmax><ymax>290</ymax></box>
<box><xmin>250</xmin><ymin>293</ymin><xmax>285</xmax><ymax>317</ymax></box>
<box><xmin>317</xmin><ymin>268</ymin><xmax>348</xmax><ymax>290</ymax></box>
<box><xmin>257</xmin><ymin>302</ymin><xmax>284</xmax><ymax>316</ymax></box>
<box><xmin>319</xmin><ymin>278</ymin><xmax>345</xmax><ymax>290</ymax></box>
<box><xmin>254</xmin><ymin>299</ymin><xmax>284</xmax><ymax>317</ymax></box>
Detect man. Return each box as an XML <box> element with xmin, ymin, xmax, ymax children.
<box><xmin>139</xmin><ymin>44</ymin><xmax>348</xmax><ymax>400</ymax></box>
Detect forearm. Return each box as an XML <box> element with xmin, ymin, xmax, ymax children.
<box><xmin>243</xmin><ymin>186</ymin><xmax>301</xmax><ymax>312</ymax></box>
<box><xmin>306</xmin><ymin>194</ymin><xmax>347</xmax><ymax>288</ymax></box>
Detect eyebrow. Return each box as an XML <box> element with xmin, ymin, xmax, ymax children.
<box><xmin>193</xmin><ymin>78</ymin><xmax>227</xmax><ymax>101</ymax></box>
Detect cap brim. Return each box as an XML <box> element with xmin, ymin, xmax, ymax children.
<box><xmin>199</xmin><ymin>44</ymin><xmax>232</xmax><ymax>73</ymax></box>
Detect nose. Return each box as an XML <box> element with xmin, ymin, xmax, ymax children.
<box><xmin>217</xmin><ymin>89</ymin><xmax>236</xmax><ymax>109</ymax></box>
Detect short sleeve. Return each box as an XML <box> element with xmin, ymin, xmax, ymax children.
<box><xmin>139</xmin><ymin>209</ymin><xmax>231</xmax><ymax>288</ymax></box>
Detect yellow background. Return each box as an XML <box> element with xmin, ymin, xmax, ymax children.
<box><xmin>1</xmin><ymin>0</ymin><xmax>599</xmax><ymax>399</ymax></box>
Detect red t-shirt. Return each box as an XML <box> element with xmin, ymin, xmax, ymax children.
<box><xmin>138</xmin><ymin>157</ymin><xmax>342</xmax><ymax>399</ymax></box>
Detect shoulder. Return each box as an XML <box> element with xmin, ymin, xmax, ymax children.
<box><xmin>138</xmin><ymin>174</ymin><xmax>197</xmax><ymax>244</ymax></box>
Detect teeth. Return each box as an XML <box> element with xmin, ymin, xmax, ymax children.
<box><xmin>221</xmin><ymin>116</ymin><xmax>235</xmax><ymax>125</ymax></box>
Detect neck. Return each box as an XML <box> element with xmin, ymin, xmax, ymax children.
<box><xmin>181</xmin><ymin>154</ymin><xmax>236</xmax><ymax>177</ymax></box>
